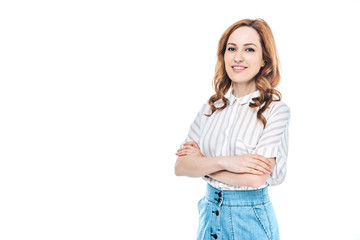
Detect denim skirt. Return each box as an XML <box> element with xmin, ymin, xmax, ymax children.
<box><xmin>197</xmin><ymin>184</ymin><xmax>279</xmax><ymax>240</ymax></box>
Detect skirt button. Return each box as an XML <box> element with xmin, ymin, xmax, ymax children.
<box><xmin>211</xmin><ymin>233</ymin><xmax>218</xmax><ymax>239</ymax></box>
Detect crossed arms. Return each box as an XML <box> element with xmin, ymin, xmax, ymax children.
<box><xmin>174</xmin><ymin>141</ymin><xmax>276</xmax><ymax>189</ymax></box>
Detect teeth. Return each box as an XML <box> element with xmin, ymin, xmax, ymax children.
<box><xmin>233</xmin><ymin>66</ymin><xmax>246</xmax><ymax>70</ymax></box>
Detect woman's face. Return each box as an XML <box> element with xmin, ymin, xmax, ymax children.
<box><xmin>224</xmin><ymin>26</ymin><xmax>265</xmax><ymax>86</ymax></box>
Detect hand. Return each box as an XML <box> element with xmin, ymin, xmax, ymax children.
<box><xmin>175</xmin><ymin>141</ymin><xmax>204</xmax><ymax>157</ymax></box>
<box><xmin>222</xmin><ymin>154</ymin><xmax>273</xmax><ymax>175</ymax></box>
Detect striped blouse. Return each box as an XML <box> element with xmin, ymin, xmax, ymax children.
<box><xmin>180</xmin><ymin>89</ymin><xmax>291</xmax><ymax>190</ymax></box>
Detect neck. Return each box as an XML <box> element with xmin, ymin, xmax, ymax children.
<box><xmin>231</xmin><ymin>81</ymin><xmax>257</xmax><ymax>98</ymax></box>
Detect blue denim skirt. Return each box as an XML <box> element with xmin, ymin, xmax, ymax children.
<box><xmin>197</xmin><ymin>184</ymin><xmax>279</xmax><ymax>240</ymax></box>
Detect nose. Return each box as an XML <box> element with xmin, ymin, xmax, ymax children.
<box><xmin>234</xmin><ymin>51</ymin><xmax>243</xmax><ymax>63</ymax></box>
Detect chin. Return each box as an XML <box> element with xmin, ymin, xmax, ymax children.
<box><xmin>230</xmin><ymin>77</ymin><xmax>253</xmax><ymax>83</ymax></box>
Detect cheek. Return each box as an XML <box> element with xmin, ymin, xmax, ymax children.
<box><xmin>246</xmin><ymin>54</ymin><xmax>263</xmax><ymax>67</ymax></box>
<box><xmin>224</xmin><ymin>52</ymin><xmax>231</xmax><ymax>65</ymax></box>
<box><xmin>224</xmin><ymin>53</ymin><xmax>232</xmax><ymax>71</ymax></box>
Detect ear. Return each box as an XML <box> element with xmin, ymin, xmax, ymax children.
<box><xmin>261</xmin><ymin>60</ymin><xmax>266</xmax><ymax>67</ymax></box>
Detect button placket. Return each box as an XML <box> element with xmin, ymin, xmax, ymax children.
<box><xmin>214</xmin><ymin>191</ymin><xmax>222</xmax><ymax>205</ymax></box>
<box><xmin>209</xmin><ymin>190</ymin><xmax>222</xmax><ymax>239</ymax></box>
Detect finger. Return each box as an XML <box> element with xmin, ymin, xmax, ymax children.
<box><xmin>180</xmin><ymin>150</ymin><xmax>195</xmax><ymax>156</ymax></box>
<box><xmin>183</xmin><ymin>141</ymin><xmax>196</xmax><ymax>146</ymax></box>
<box><xmin>252</xmin><ymin>154</ymin><xmax>272</xmax><ymax>167</ymax></box>
<box><xmin>246</xmin><ymin>167</ymin><xmax>265</xmax><ymax>175</ymax></box>
<box><xmin>178</xmin><ymin>146</ymin><xmax>202</xmax><ymax>157</ymax></box>
<box><xmin>177</xmin><ymin>145</ymin><xmax>190</xmax><ymax>150</ymax></box>
<box><xmin>181</xmin><ymin>145</ymin><xmax>196</xmax><ymax>151</ymax></box>
<box><xmin>253</xmin><ymin>159</ymin><xmax>272</xmax><ymax>172</ymax></box>
<box><xmin>176</xmin><ymin>152</ymin><xmax>186</xmax><ymax>156</ymax></box>
<box><xmin>191</xmin><ymin>142</ymin><xmax>200</xmax><ymax>149</ymax></box>
<box><xmin>185</xmin><ymin>148</ymin><xmax>202</xmax><ymax>155</ymax></box>
<box><xmin>176</xmin><ymin>146</ymin><xmax>189</xmax><ymax>152</ymax></box>
<box><xmin>256</xmin><ymin>160</ymin><xmax>272</xmax><ymax>173</ymax></box>
<box><xmin>248</xmin><ymin>161</ymin><xmax>271</xmax><ymax>174</ymax></box>
<box><xmin>176</xmin><ymin>150</ymin><xmax>188</xmax><ymax>156</ymax></box>
<box><xmin>178</xmin><ymin>149</ymin><xmax>194</xmax><ymax>155</ymax></box>
<box><xmin>185</xmin><ymin>141</ymin><xmax>199</xmax><ymax>147</ymax></box>
<box><xmin>184</xmin><ymin>141</ymin><xmax>199</xmax><ymax>149</ymax></box>
<box><xmin>253</xmin><ymin>154</ymin><xmax>270</xmax><ymax>164</ymax></box>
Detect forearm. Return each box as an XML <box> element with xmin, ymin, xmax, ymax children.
<box><xmin>209</xmin><ymin>157</ymin><xmax>276</xmax><ymax>188</ymax></box>
<box><xmin>175</xmin><ymin>155</ymin><xmax>231</xmax><ymax>178</ymax></box>
<box><xmin>209</xmin><ymin>171</ymin><xmax>270</xmax><ymax>189</ymax></box>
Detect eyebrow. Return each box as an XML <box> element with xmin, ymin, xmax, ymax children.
<box><xmin>227</xmin><ymin>42</ymin><xmax>258</xmax><ymax>47</ymax></box>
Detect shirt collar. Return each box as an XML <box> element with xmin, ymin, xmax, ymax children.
<box><xmin>227</xmin><ymin>89</ymin><xmax>260</xmax><ymax>106</ymax></box>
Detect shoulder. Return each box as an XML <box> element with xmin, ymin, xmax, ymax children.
<box><xmin>268</xmin><ymin>100</ymin><xmax>290</xmax><ymax>112</ymax></box>
<box><xmin>213</xmin><ymin>98</ymin><xmax>227</xmax><ymax>108</ymax></box>
<box><xmin>267</xmin><ymin>100</ymin><xmax>291</xmax><ymax>120</ymax></box>
<box><xmin>201</xmin><ymin>102</ymin><xmax>212</xmax><ymax>115</ymax></box>
<box><xmin>195</xmin><ymin>102</ymin><xmax>212</xmax><ymax>116</ymax></box>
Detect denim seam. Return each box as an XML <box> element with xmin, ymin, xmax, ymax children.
<box><xmin>197</xmin><ymin>197</ymin><xmax>202</xmax><ymax>215</ymax></box>
<box><xmin>228</xmin><ymin>206</ymin><xmax>235</xmax><ymax>240</ymax></box>
<box><xmin>222</xmin><ymin>201</ymin><xmax>270</xmax><ymax>207</ymax></box>
<box><xmin>263</xmin><ymin>203</ymin><xmax>273</xmax><ymax>240</ymax></box>
<box><xmin>252</xmin><ymin>206</ymin><xmax>271</xmax><ymax>240</ymax></box>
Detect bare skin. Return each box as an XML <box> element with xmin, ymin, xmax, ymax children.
<box><xmin>175</xmin><ymin>141</ymin><xmax>275</xmax><ymax>188</ymax></box>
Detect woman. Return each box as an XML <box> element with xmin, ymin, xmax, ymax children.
<box><xmin>175</xmin><ymin>18</ymin><xmax>290</xmax><ymax>240</ymax></box>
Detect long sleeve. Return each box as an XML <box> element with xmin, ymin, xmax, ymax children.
<box><xmin>251</xmin><ymin>101</ymin><xmax>291</xmax><ymax>186</ymax></box>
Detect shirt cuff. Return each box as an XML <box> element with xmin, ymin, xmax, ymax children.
<box><xmin>251</xmin><ymin>147</ymin><xmax>279</xmax><ymax>158</ymax></box>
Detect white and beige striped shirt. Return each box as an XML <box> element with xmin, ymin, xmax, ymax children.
<box><xmin>180</xmin><ymin>89</ymin><xmax>291</xmax><ymax>190</ymax></box>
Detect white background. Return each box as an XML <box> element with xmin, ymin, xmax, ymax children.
<box><xmin>1</xmin><ymin>0</ymin><xmax>360</xmax><ymax>239</ymax></box>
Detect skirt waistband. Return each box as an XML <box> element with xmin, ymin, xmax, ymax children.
<box><xmin>205</xmin><ymin>183</ymin><xmax>270</xmax><ymax>206</ymax></box>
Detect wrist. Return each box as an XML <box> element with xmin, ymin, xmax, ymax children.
<box><xmin>217</xmin><ymin>155</ymin><xmax>232</xmax><ymax>171</ymax></box>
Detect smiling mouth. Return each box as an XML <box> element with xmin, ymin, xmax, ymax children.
<box><xmin>232</xmin><ymin>66</ymin><xmax>247</xmax><ymax>72</ymax></box>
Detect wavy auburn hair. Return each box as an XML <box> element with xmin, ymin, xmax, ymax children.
<box><xmin>205</xmin><ymin>18</ymin><xmax>282</xmax><ymax>127</ymax></box>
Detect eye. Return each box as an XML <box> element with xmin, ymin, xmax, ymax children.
<box><xmin>245</xmin><ymin>48</ymin><xmax>255</xmax><ymax>52</ymax></box>
<box><xmin>227</xmin><ymin>47</ymin><xmax>236</xmax><ymax>52</ymax></box>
